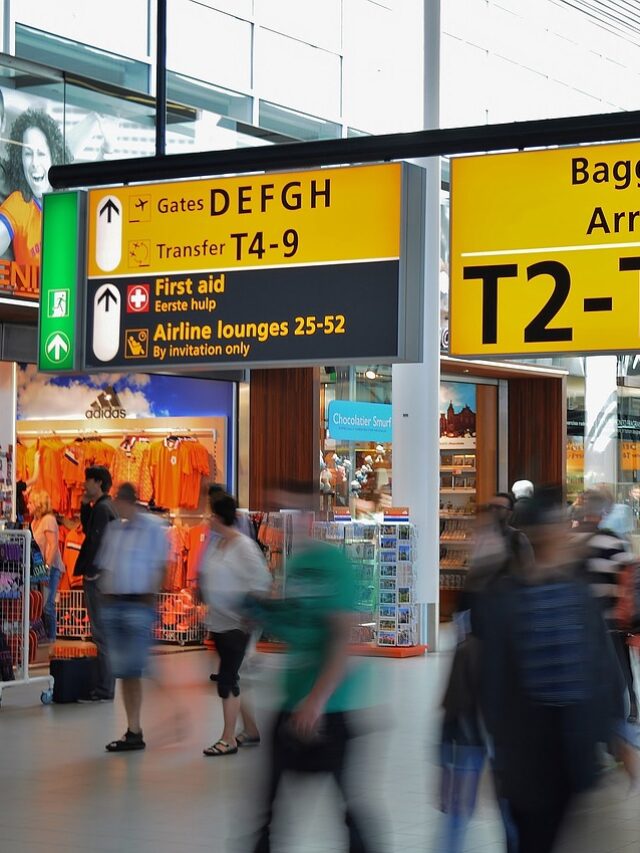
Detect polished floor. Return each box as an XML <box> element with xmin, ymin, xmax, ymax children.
<box><xmin>0</xmin><ymin>645</ymin><xmax>638</xmax><ymax>853</ymax></box>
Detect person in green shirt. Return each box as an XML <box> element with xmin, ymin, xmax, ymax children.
<box><xmin>246</xmin><ymin>497</ymin><xmax>375</xmax><ymax>853</ymax></box>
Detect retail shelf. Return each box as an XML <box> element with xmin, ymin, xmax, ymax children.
<box><xmin>440</xmin><ymin>466</ymin><xmax>477</xmax><ymax>473</ymax></box>
<box><xmin>439</xmin><ymin>539</ymin><xmax>473</xmax><ymax>546</ymax></box>
<box><xmin>440</xmin><ymin>513</ymin><xmax>475</xmax><ymax>520</ymax></box>
<box><xmin>440</xmin><ymin>488</ymin><xmax>476</xmax><ymax>494</ymax></box>
<box><xmin>439</xmin><ymin>564</ymin><xmax>469</xmax><ymax>570</ymax></box>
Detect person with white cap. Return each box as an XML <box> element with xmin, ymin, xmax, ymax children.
<box><xmin>511</xmin><ymin>480</ymin><xmax>534</xmax><ymax>530</ymax></box>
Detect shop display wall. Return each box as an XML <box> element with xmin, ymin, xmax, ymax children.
<box><xmin>439</xmin><ymin>380</ymin><xmax>477</xmax><ymax>619</ymax></box>
<box><xmin>439</xmin><ymin>449</ymin><xmax>475</xmax><ymax>597</ymax></box>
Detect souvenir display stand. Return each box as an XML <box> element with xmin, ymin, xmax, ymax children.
<box><xmin>0</xmin><ymin>530</ymin><xmax>54</xmax><ymax>706</ymax></box>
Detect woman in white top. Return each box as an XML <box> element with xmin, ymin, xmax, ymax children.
<box><xmin>199</xmin><ymin>493</ymin><xmax>271</xmax><ymax>757</ymax></box>
<box><xmin>28</xmin><ymin>490</ymin><xmax>64</xmax><ymax>642</ymax></box>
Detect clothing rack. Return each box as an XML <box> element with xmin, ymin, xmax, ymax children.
<box><xmin>17</xmin><ymin>428</ymin><xmax>217</xmax><ymax>439</ymax></box>
<box><xmin>170</xmin><ymin>512</ymin><xmax>208</xmax><ymax>520</ymax></box>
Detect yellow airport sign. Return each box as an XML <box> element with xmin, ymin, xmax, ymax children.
<box><xmin>79</xmin><ymin>163</ymin><xmax>425</xmax><ymax>371</ymax></box>
<box><xmin>450</xmin><ymin>141</ymin><xmax>640</xmax><ymax>356</ymax></box>
<box><xmin>87</xmin><ymin>164</ymin><xmax>402</xmax><ymax>278</ymax></box>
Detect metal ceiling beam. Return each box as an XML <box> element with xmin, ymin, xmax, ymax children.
<box><xmin>49</xmin><ymin>107</ymin><xmax>640</xmax><ymax>189</ymax></box>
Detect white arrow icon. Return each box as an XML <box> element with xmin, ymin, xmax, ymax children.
<box><xmin>95</xmin><ymin>195</ymin><xmax>123</xmax><ymax>272</ymax></box>
<box><xmin>45</xmin><ymin>332</ymin><xmax>70</xmax><ymax>363</ymax></box>
<box><xmin>93</xmin><ymin>284</ymin><xmax>121</xmax><ymax>362</ymax></box>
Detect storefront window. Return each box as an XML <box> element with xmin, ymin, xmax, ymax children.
<box><xmin>567</xmin><ymin>374</ymin><xmax>585</xmax><ymax>505</ymax></box>
<box><xmin>617</xmin><ymin>384</ymin><xmax>640</xmax><ymax>534</ymax></box>
<box><xmin>16</xmin><ymin>367</ymin><xmax>236</xmax><ymax>507</ymax></box>
<box><xmin>320</xmin><ymin>365</ymin><xmax>392</xmax><ymax>517</ymax></box>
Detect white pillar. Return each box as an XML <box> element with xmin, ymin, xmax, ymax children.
<box><xmin>392</xmin><ymin>0</ymin><xmax>441</xmax><ymax>650</ymax></box>
<box><xmin>584</xmin><ymin>356</ymin><xmax>617</xmax><ymax>491</ymax></box>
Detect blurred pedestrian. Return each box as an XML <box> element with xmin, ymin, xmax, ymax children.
<box><xmin>96</xmin><ymin>483</ymin><xmax>168</xmax><ymax>751</ymax></box>
<box><xmin>206</xmin><ymin>484</ymin><xmax>259</xmax><ymax>685</ymax></box>
<box><xmin>474</xmin><ymin>493</ymin><xmax>628</xmax><ymax>853</ymax></box>
<box><xmin>208</xmin><ymin>483</ymin><xmax>256</xmax><ymax>541</ymax></box>
<box><xmin>198</xmin><ymin>493</ymin><xmax>271</xmax><ymax>757</ymax></box>
<box><xmin>576</xmin><ymin>489</ymin><xmax>638</xmax><ymax>722</ymax></box>
<box><xmin>74</xmin><ymin>465</ymin><xmax>117</xmax><ymax>702</ymax></box>
<box><xmin>439</xmin><ymin>494</ymin><xmax>532</xmax><ymax>853</ymax></box>
<box><xmin>28</xmin><ymin>489</ymin><xmax>64</xmax><ymax>642</ymax></box>
<box><xmin>245</xmin><ymin>483</ymin><xmax>378</xmax><ymax>853</ymax></box>
<box><xmin>463</xmin><ymin>493</ymin><xmax>533</xmax><ymax>605</ymax></box>
<box><xmin>511</xmin><ymin>479</ymin><xmax>534</xmax><ymax>529</ymax></box>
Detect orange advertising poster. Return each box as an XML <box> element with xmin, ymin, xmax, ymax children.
<box><xmin>620</xmin><ymin>441</ymin><xmax>640</xmax><ymax>472</ymax></box>
<box><xmin>566</xmin><ymin>437</ymin><xmax>584</xmax><ymax>473</ymax></box>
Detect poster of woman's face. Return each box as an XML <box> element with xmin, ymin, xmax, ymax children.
<box><xmin>0</xmin><ymin>86</ymin><xmax>117</xmax><ymax>281</ymax></box>
<box><xmin>0</xmin><ymin>92</ymin><xmax>70</xmax><ymax>270</ymax></box>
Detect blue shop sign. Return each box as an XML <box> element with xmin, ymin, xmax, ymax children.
<box><xmin>328</xmin><ymin>401</ymin><xmax>392</xmax><ymax>442</ymax></box>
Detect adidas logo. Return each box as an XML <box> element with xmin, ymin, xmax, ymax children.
<box><xmin>85</xmin><ymin>386</ymin><xmax>127</xmax><ymax>419</ymax></box>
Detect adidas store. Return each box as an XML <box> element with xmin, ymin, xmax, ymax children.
<box><xmin>15</xmin><ymin>367</ymin><xmax>236</xmax><ymax>518</ymax></box>
<box><xmin>13</xmin><ymin>368</ymin><xmax>236</xmax><ymax>646</ymax></box>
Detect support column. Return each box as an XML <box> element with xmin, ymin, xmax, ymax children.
<box><xmin>584</xmin><ymin>356</ymin><xmax>618</xmax><ymax>491</ymax></box>
<box><xmin>392</xmin><ymin>0</ymin><xmax>441</xmax><ymax>649</ymax></box>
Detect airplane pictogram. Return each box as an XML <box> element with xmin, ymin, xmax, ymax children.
<box><xmin>129</xmin><ymin>194</ymin><xmax>151</xmax><ymax>223</ymax></box>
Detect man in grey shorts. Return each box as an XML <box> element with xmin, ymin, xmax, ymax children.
<box><xmin>97</xmin><ymin>483</ymin><xmax>168</xmax><ymax>752</ymax></box>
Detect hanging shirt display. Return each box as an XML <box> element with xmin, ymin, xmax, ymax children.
<box><xmin>112</xmin><ymin>438</ymin><xmax>153</xmax><ymax>502</ymax></box>
<box><xmin>149</xmin><ymin>437</ymin><xmax>211</xmax><ymax>510</ymax></box>
<box><xmin>18</xmin><ymin>432</ymin><xmax>212</xmax><ymax>514</ymax></box>
<box><xmin>179</xmin><ymin>440</ymin><xmax>211</xmax><ymax>509</ymax></box>
<box><xmin>31</xmin><ymin>438</ymin><xmax>67</xmax><ymax>514</ymax></box>
<box><xmin>149</xmin><ymin>438</ymin><xmax>187</xmax><ymax>509</ymax></box>
<box><xmin>187</xmin><ymin>522</ymin><xmax>210</xmax><ymax>586</ymax></box>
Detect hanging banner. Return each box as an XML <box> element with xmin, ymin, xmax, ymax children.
<box><xmin>450</xmin><ymin>141</ymin><xmax>640</xmax><ymax>357</ymax></box>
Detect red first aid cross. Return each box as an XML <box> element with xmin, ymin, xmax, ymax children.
<box><xmin>127</xmin><ymin>284</ymin><xmax>150</xmax><ymax>313</ymax></box>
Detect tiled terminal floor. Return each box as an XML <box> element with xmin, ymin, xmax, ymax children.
<box><xmin>0</xmin><ymin>646</ymin><xmax>638</xmax><ymax>853</ymax></box>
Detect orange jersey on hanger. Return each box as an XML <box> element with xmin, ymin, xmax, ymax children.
<box><xmin>179</xmin><ymin>441</ymin><xmax>210</xmax><ymax>509</ymax></box>
<box><xmin>61</xmin><ymin>525</ymin><xmax>85</xmax><ymax>589</ymax></box>
<box><xmin>84</xmin><ymin>439</ymin><xmax>116</xmax><ymax>471</ymax></box>
<box><xmin>33</xmin><ymin>438</ymin><xmax>67</xmax><ymax>514</ymax></box>
<box><xmin>112</xmin><ymin>440</ymin><xmax>152</xmax><ymax>502</ymax></box>
<box><xmin>187</xmin><ymin>522</ymin><xmax>210</xmax><ymax>585</ymax></box>
<box><xmin>150</xmin><ymin>439</ymin><xmax>191</xmax><ymax>509</ymax></box>
<box><xmin>16</xmin><ymin>443</ymin><xmax>37</xmax><ymax>483</ymax></box>
<box><xmin>61</xmin><ymin>441</ymin><xmax>86</xmax><ymax>487</ymax></box>
<box><xmin>165</xmin><ymin>523</ymin><xmax>190</xmax><ymax>590</ymax></box>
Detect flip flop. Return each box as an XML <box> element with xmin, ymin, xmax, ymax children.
<box><xmin>236</xmin><ymin>732</ymin><xmax>261</xmax><ymax>748</ymax></box>
<box><xmin>203</xmin><ymin>739</ymin><xmax>238</xmax><ymax>757</ymax></box>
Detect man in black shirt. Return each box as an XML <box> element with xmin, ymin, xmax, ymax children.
<box><xmin>74</xmin><ymin>465</ymin><xmax>118</xmax><ymax>701</ymax></box>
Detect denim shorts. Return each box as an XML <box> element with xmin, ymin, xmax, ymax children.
<box><xmin>102</xmin><ymin>602</ymin><xmax>156</xmax><ymax>679</ymax></box>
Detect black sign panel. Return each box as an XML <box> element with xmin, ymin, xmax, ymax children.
<box><xmin>84</xmin><ymin>261</ymin><xmax>400</xmax><ymax>370</ymax></box>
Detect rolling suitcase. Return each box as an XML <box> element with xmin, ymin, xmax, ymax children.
<box><xmin>50</xmin><ymin>656</ymin><xmax>99</xmax><ymax>703</ymax></box>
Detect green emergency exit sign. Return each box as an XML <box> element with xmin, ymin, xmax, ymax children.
<box><xmin>38</xmin><ymin>191</ymin><xmax>85</xmax><ymax>372</ymax></box>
